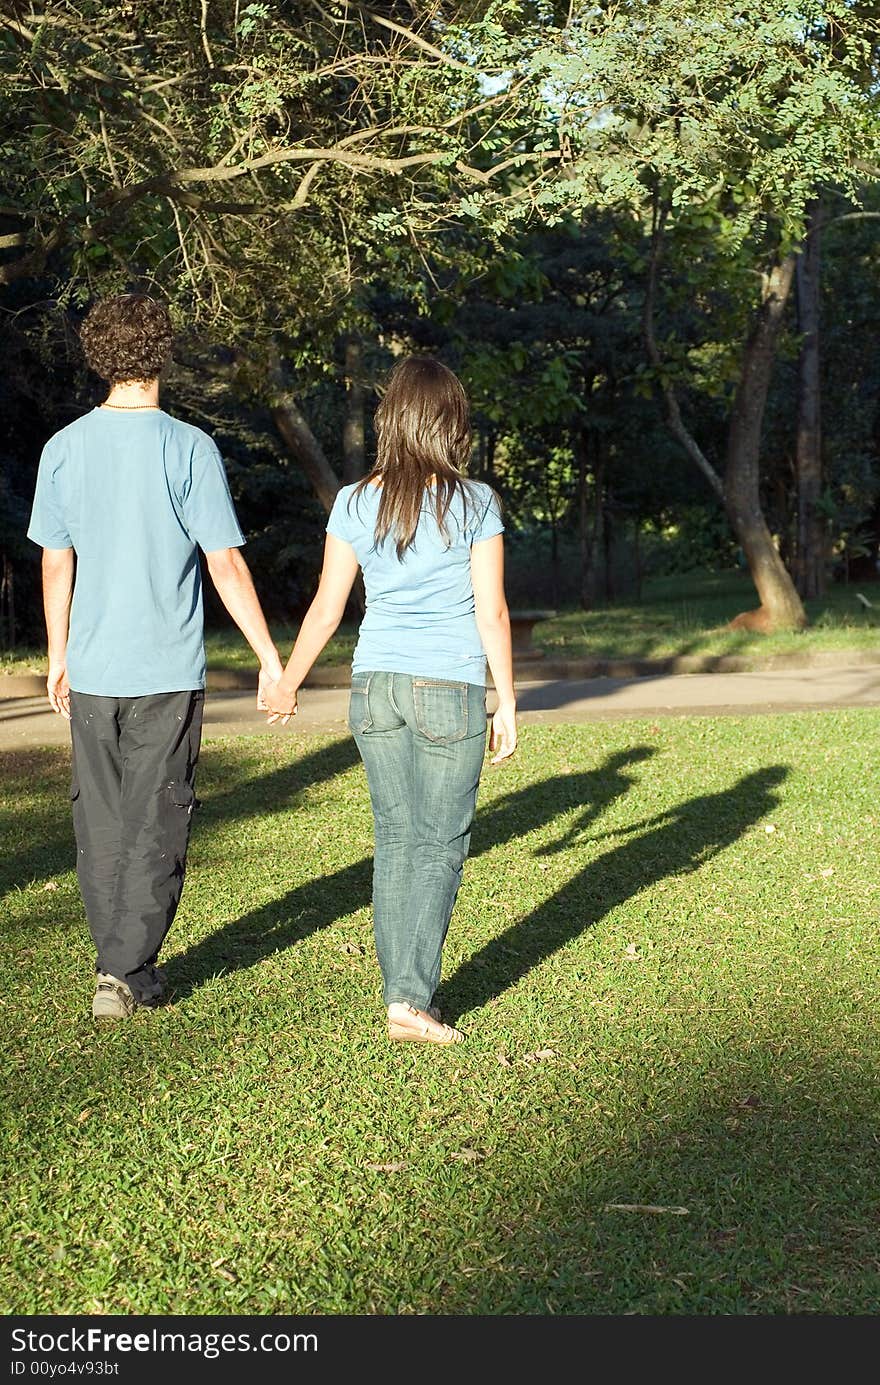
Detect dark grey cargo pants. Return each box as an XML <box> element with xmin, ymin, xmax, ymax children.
<box><xmin>69</xmin><ymin>689</ymin><xmax>204</xmax><ymax>1004</ymax></box>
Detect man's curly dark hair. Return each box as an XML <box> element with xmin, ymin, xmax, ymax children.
<box><xmin>80</xmin><ymin>294</ymin><xmax>173</xmax><ymax>384</ymax></box>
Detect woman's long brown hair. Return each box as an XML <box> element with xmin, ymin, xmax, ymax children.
<box><xmin>352</xmin><ymin>356</ymin><xmax>473</xmax><ymax>559</ymax></box>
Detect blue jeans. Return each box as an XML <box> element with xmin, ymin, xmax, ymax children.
<box><xmin>349</xmin><ymin>671</ymin><xmax>488</xmax><ymax>1009</ymax></box>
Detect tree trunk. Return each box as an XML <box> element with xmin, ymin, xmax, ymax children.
<box><xmin>725</xmin><ymin>254</ymin><xmax>807</xmax><ymax>631</ymax></box>
<box><xmin>0</xmin><ymin>552</ymin><xmax>14</xmax><ymax>649</ymax></box>
<box><xmin>602</xmin><ymin>496</ymin><xmax>614</xmax><ymax>603</ymax></box>
<box><xmin>643</xmin><ymin>200</ymin><xmax>807</xmax><ymax>632</ymax></box>
<box><xmin>576</xmin><ymin>430</ymin><xmax>594</xmax><ymax>610</ymax></box>
<box><xmin>795</xmin><ymin>200</ymin><xmax>825</xmax><ymax>599</ymax></box>
<box><xmin>342</xmin><ymin>336</ymin><xmax>366</xmax><ymax>484</ymax></box>
<box><xmin>266</xmin><ymin>353</ymin><xmax>340</xmax><ymax>514</ymax></box>
<box><xmin>484</xmin><ymin>429</ymin><xmax>496</xmax><ymax>483</ymax></box>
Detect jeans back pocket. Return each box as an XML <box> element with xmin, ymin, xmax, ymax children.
<box><xmin>348</xmin><ymin>672</ymin><xmax>374</xmax><ymax>734</ymax></box>
<box><xmin>412</xmin><ymin>679</ymin><xmax>468</xmax><ymax>743</ymax></box>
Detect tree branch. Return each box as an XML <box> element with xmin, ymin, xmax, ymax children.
<box><xmin>642</xmin><ymin>194</ymin><xmax>724</xmax><ymax>501</ymax></box>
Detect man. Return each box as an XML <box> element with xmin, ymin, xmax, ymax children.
<box><xmin>27</xmin><ymin>293</ymin><xmax>282</xmax><ymax>1020</ymax></box>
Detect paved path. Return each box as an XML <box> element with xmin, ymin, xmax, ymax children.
<box><xmin>2</xmin><ymin>664</ymin><xmax>880</xmax><ymax>747</ymax></box>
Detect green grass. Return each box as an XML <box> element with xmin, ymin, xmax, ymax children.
<box><xmin>5</xmin><ymin>572</ymin><xmax>880</xmax><ymax>677</ymax></box>
<box><xmin>0</xmin><ymin>624</ymin><xmax>358</xmax><ymax>677</ymax></box>
<box><xmin>204</xmin><ymin>622</ymin><xmax>356</xmax><ymax>671</ymax></box>
<box><xmin>2</xmin><ymin>713</ymin><xmax>880</xmax><ymax>1314</ymax></box>
<box><xmin>535</xmin><ymin>571</ymin><xmax>880</xmax><ymax>663</ymax></box>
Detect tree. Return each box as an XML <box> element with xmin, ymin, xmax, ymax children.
<box><xmin>488</xmin><ymin>0</ymin><xmax>880</xmax><ymax>628</ymax></box>
<box><xmin>0</xmin><ymin>0</ymin><xmax>556</xmax><ymax>501</ymax></box>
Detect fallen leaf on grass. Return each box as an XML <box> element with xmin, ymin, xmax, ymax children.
<box><xmin>623</xmin><ymin>943</ymin><xmax>641</xmax><ymax>959</ymax></box>
<box><xmin>77</xmin><ymin>1110</ymin><xmax>91</xmax><ymax>1124</ymax></box>
<box><xmin>338</xmin><ymin>941</ymin><xmax>365</xmax><ymax>955</ymax></box>
<box><xmin>820</xmin><ymin>867</ymin><xmax>834</xmax><ymax>878</ymax></box>
<box><xmin>495</xmin><ymin>1052</ymin><xmax>513</xmax><ymax>1067</ymax></box>
<box><xmin>42</xmin><ymin>881</ymin><xmax>59</xmax><ymax>892</ymax></box>
<box><xmin>449</xmin><ymin>1149</ymin><xmax>484</xmax><ymax>1164</ymax></box>
<box><xmin>364</xmin><ymin>1162</ymin><xmax>407</xmax><ymax>1173</ymax></box>
<box><xmin>522</xmin><ymin>1048</ymin><xmax>556</xmax><ymax>1063</ymax></box>
<box><xmin>602</xmin><ymin>1203</ymin><xmax>689</xmax><ymax>1216</ymax></box>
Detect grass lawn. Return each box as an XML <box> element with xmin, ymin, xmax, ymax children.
<box><xmin>535</xmin><ymin>571</ymin><xmax>880</xmax><ymax>663</ymax></box>
<box><xmin>0</xmin><ymin>624</ymin><xmax>358</xmax><ymax>678</ymax></box>
<box><xmin>5</xmin><ymin>572</ymin><xmax>880</xmax><ymax>677</ymax></box>
<box><xmin>2</xmin><ymin>713</ymin><xmax>879</xmax><ymax>1314</ymax></box>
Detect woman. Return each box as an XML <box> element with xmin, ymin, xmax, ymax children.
<box><xmin>263</xmin><ymin>357</ymin><xmax>517</xmax><ymax>1044</ymax></box>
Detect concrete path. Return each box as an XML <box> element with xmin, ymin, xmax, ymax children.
<box><xmin>3</xmin><ymin>664</ymin><xmax>880</xmax><ymax>747</ymax></box>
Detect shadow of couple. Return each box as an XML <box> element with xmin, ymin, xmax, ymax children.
<box><xmin>171</xmin><ymin>741</ymin><xmax>788</xmax><ymax>1021</ymax></box>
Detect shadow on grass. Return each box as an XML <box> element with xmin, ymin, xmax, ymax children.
<box><xmin>431</xmin><ymin>1042</ymin><xmax>880</xmax><ymax>1314</ymax></box>
<box><xmin>172</xmin><ymin>750</ymin><xmax>785</xmax><ymax>1021</ymax></box>
<box><xmin>0</xmin><ymin>736</ymin><xmax>360</xmax><ymax>900</ymax></box>
<box><xmin>170</xmin><ymin>745</ymin><xmax>655</xmax><ymax>998</ymax></box>
<box><xmin>436</xmin><ymin>764</ymin><xmax>788</xmax><ymax>1021</ymax></box>
<box><xmin>197</xmin><ymin>735</ymin><xmax>360</xmax><ymax>824</ymax></box>
<box><xmin>0</xmin><ymin>747</ymin><xmax>75</xmax><ymax>897</ymax></box>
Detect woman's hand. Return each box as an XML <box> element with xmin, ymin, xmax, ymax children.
<box><xmin>489</xmin><ymin>702</ymin><xmax>517</xmax><ymax>763</ymax></box>
<box><xmin>263</xmin><ymin>679</ymin><xmax>298</xmax><ymax>726</ymax></box>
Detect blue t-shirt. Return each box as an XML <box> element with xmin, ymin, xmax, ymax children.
<box><xmin>27</xmin><ymin>407</ymin><xmax>245</xmax><ymax>697</ymax></box>
<box><xmin>327</xmin><ymin>479</ymin><xmax>504</xmax><ymax>686</ymax></box>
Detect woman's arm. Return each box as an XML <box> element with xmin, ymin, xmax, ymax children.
<box><xmin>264</xmin><ymin>533</ymin><xmax>360</xmax><ymax>723</ymax></box>
<box><xmin>471</xmin><ymin>534</ymin><xmax>517</xmax><ymax>763</ymax></box>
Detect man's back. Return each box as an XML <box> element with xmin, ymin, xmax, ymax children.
<box><xmin>28</xmin><ymin>407</ymin><xmax>244</xmax><ymax>696</ymax></box>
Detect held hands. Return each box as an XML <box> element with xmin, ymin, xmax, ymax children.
<box><xmin>47</xmin><ymin>662</ymin><xmax>71</xmax><ymax>720</ymax></box>
<box><xmin>262</xmin><ymin>677</ymin><xmax>298</xmax><ymax>726</ymax></box>
<box><xmin>489</xmin><ymin>702</ymin><xmax>517</xmax><ymax>764</ymax></box>
<box><xmin>257</xmin><ymin>656</ymin><xmax>297</xmax><ymax>727</ymax></box>
<box><xmin>256</xmin><ymin>657</ymin><xmax>283</xmax><ymax>715</ymax></box>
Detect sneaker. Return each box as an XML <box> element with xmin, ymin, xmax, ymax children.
<box><xmin>92</xmin><ymin>973</ymin><xmax>136</xmax><ymax>1021</ymax></box>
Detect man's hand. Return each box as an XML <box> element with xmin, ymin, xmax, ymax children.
<box><xmin>489</xmin><ymin>702</ymin><xmax>517</xmax><ymax>764</ymax></box>
<box><xmin>263</xmin><ymin>678</ymin><xmax>298</xmax><ymax>727</ymax></box>
<box><xmin>257</xmin><ymin>656</ymin><xmax>284</xmax><ymax>714</ymax></box>
<box><xmin>47</xmin><ymin>662</ymin><xmax>71</xmax><ymax>720</ymax></box>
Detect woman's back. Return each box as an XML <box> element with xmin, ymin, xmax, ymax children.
<box><xmin>327</xmin><ymin>478</ymin><xmax>502</xmax><ymax>685</ymax></box>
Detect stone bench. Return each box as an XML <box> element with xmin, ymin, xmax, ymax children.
<box><xmin>510</xmin><ymin>609</ymin><xmax>557</xmax><ymax>661</ymax></box>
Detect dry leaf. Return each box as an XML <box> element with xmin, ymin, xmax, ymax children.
<box><xmin>522</xmin><ymin>1047</ymin><xmax>556</xmax><ymax>1063</ymax></box>
<box><xmin>215</xmin><ymin>1267</ymin><xmax>237</xmax><ymax>1283</ymax></box>
<box><xmin>77</xmin><ymin>1110</ymin><xmax>91</xmax><ymax>1124</ymax></box>
<box><xmin>364</xmin><ymin>1161</ymin><xmax>407</xmax><ymax>1173</ymax></box>
<box><xmin>602</xmin><ymin>1203</ymin><xmax>689</xmax><ymax>1216</ymax></box>
<box><xmin>496</xmin><ymin>1052</ymin><xmax>513</xmax><ymax>1067</ymax></box>
<box><xmin>624</xmin><ymin>943</ymin><xmax>641</xmax><ymax>958</ymax></box>
<box><xmin>338</xmin><ymin>941</ymin><xmax>365</xmax><ymax>955</ymax></box>
<box><xmin>820</xmin><ymin>867</ymin><xmax>834</xmax><ymax>878</ymax></box>
<box><xmin>449</xmin><ymin>1149</ymin><xmax>483</xmax><ymax>1163</ymax></box>
<box><xmin>42</xmin><ymin>881</ymin><xmax>59</xmax><ymax>892</ymax></box>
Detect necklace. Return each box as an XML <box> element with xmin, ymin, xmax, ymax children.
<box><xmin>101</xmin><ymin>402</ymin><xmax>160</xmax><ymax>410</ymax></box>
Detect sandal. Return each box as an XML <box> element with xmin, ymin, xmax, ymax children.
<box><xmin>387</xmin><ymin>1002</ymin><xmax>464</xmax><ymax>1044</ymax></box>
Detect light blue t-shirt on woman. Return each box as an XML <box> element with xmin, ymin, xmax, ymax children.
<box><xmin>326</xmin><ymin>479</ymin><xmax>504</xmax><ymax>686</ymax></box>
<box><xmin>27</xmin><ymin>407</ymin><xmax>245</xmax><ymax>697</ymax></box>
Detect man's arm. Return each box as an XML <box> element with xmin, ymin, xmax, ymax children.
<box><xmin>204</xmin><ymin>547</ymin><xmax>283</xmax><ymax>706</ymax></box>
<box><xmin>42</xmin><ymin>547</ymin><xmax>75</xmax><ymax>719</ymax></box>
